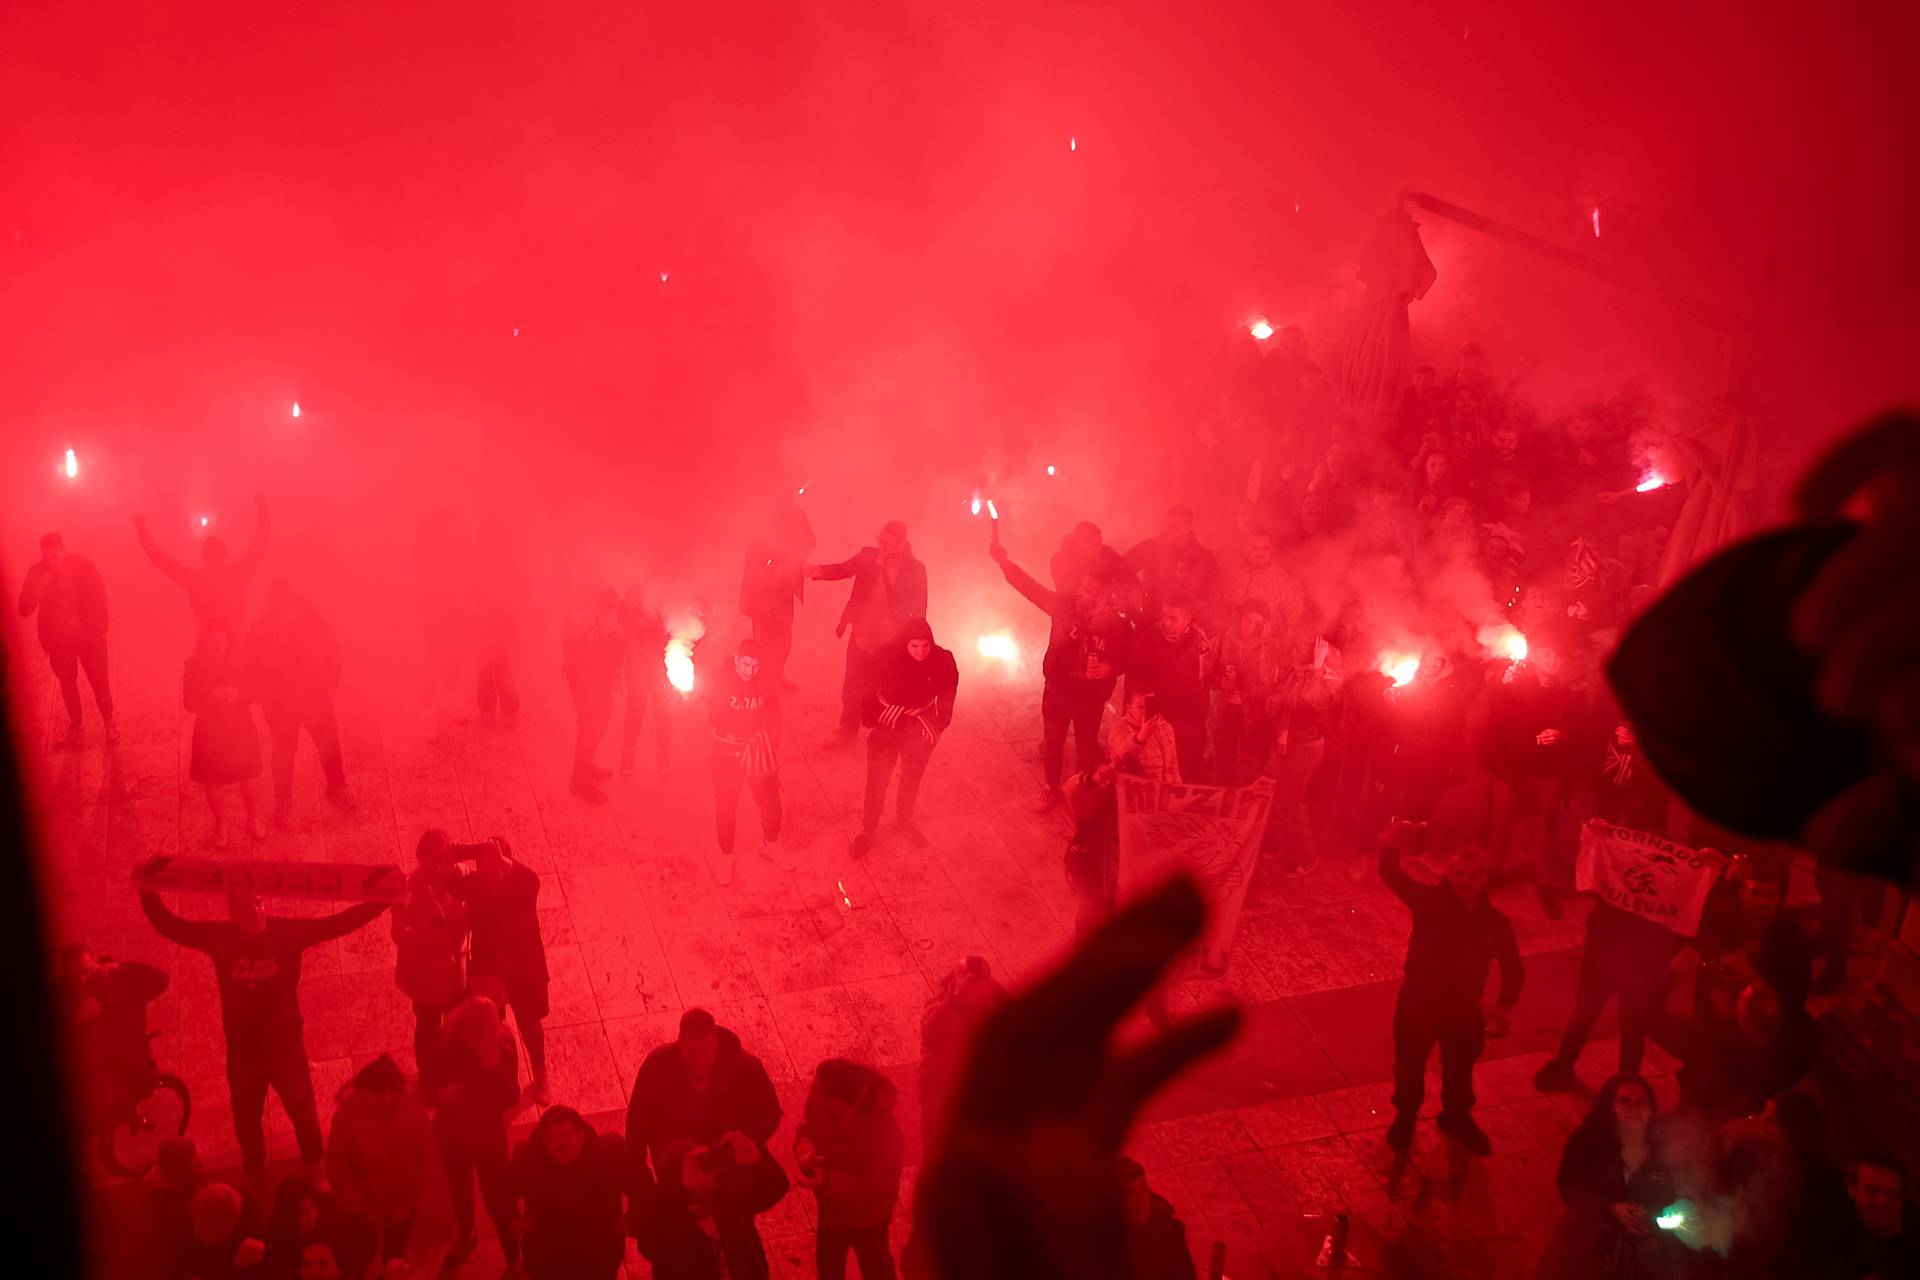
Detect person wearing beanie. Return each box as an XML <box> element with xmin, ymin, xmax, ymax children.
<box><xmin>851</xmin><ymin>617</ymin><xmax>958</xmax><ymax>856</ymax></box>
<box><xmin>704</xmin><ymin>638</ymin><xmax>786</xmax><ymax>884</ymax></box>
<box><xmin>805</xmin><ymin>520</ymin><xmax>929</xmax><ymax>743</ymax></box>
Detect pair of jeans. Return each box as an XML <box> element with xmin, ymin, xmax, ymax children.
<box><xmin>1270</xmin><ymin>738</ymin><xmax>1325</xmax><ymax>861</ymax></box>
<box><xmin>476</xmin><ymin>621</ymin><xmax>519</xmax><ymax>716</ymax></box>
<box><xmin>840</xmin><ymin>643</ymin><xmax>884</xmax><ymax>733</ymax></box>
<box><xmin>817</xmin><ymin>1221</ymin><xmax>894</xmax><ymax>1280</ymax></box>
<box><xmin>570</xmin><ymin>680</ymin><xmax>614</xmax><ymax>777</ymax></box>
<box><xmin>264</xmin><ymin>696</ymin><xmax>347</xmax><ymax>801</ymax></box>
<box><xmin>1390</xmin><ymin>990</ymin><xmax>1484</xmax><ymax>1122</ymax></box>
<box><xmin>46</xmin><ymin>633</ymin><xmax>113</xmax><ymax>725</ymax></box>
<box><xmin>1548</xmin><ymin>939</ymin><xmax>1671</xmax><ymax>1077</ymax></box>
<box><xmin>440</xmin><ymin>1131</ymin><xmax>517</xmax><ymax>1262</ymax></box>
<box><xmin>227</xmin><ymin>1034</ymin><xmax>323</xmax><ymax>1172</ymax></box>
<box><xmin>711</xmin><ymin>748</ymin><xmax>781</xmax><ymax>855</ymax></box>
<box><xmin>863</xmin><ymin>727</ymin><xmax>935</xmax><ymax>833</ymax></box>
<box><xmin>1040</xmin><ymin>679</ymin><xmax>1108</xmax><ymax>788</ymax></box>
<box><xmin>622</xmin><ymin>648</ymin><xmax>672</xmax><ymax>755</ymax></box>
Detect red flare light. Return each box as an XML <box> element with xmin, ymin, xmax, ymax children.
<box><xmin>1636</xmin><ymin>472</ymin><xmax>1668</xmax><ymax>492</ymax></box>
<box><xmin>62</xmin><ymin>448</ymin><xmax>78</xmax><ymax>479</ymax></box>
<box><xmin>1378</xmin><ymin>652</ymin><xmax>1420</xmax><ymax>687</ymax></box>
<box><xmin>1478</xmin><ymin>623</ymin><xmax>1529</xmax><ymax>663</ymax></box>
<box><xmin>1249</xmin><ymin>317</ymin><xmax>1275</xmax><ymax>341</ymax></box>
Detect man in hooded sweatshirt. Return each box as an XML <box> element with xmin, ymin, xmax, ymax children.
<box><xmin>990</xmin><ymin>538</ymin><xmax>1133</xmax><ymax>811</ymax></box>
<box><xmin>851</xmin><ymin>618</ymin><xmax>958</xmax><ymax>857</ymax></box>
<box><xmin>794</xmin><ymin>1057</ymin><xmax>906</xmax><ymax>1280</ymax></box>
<box><xmin>627</xmin><ymin>1008</ymin><xmax>785</xmax><ymax>1280</ymax></box>
<box><xmin>510</xmin><ymin>1106</ymin><xmax>632</xmax><ymax>1280</ymax></box>
<box><xmin>138</xmin><ymin>873</ymin><xmax>387</xmax><ymax>1189</ymax></box>
<box><xmin>325</xmin><ymin>1053</ymin><xmax>433</xmax><ymax>1266</ymax></box>
<box><xmin>805</xmin><ymin>520</ymin><xmax>929</xmax><ymax>743</ymax></box>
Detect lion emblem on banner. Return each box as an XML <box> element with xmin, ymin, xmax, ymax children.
<box><xmin>1137</xmin><ymin>811</ymin><xmax>1251</xmax><ymax>903</ymax></box>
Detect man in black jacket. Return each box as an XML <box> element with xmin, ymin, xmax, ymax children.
<box><xmin>1124</xmin><ymin>505</ymin><xmax>1219</xmax><ymax>626</ymax></box>
<box><xmin>137</xmin><ymin>874</ymin><xmax>387</xmax><ymax>1185</ymax></box>
<box><xmin>243</xmin><ymin>579</ymin><xmax>352</xmax><ymax>823</ymax></box>
<box><xmin>627</xmin><ymin>1009</ymin><xmax>785</xmax><ymax>1280</ymax></box>
<box><xmin>1378</xmin><ymin>825</ymin><xmax>1524</xmax><ymax>1156</ymax></box>
<box><xmin>852</xmin><ymin>619</ymin><xmax>959</xmax><ymax>856</ymax></box>
<box><xmin>990</xmin><ymin>539</ymin><xmax>1133</xmax><ymax>811</ymax></box>
<box><xmin>17</xmin><ymin>531</ymin><xmax>117</xmax><ymax>747</ymax></box>
<box><xmin>1118</xmin><ymin>1157</ymin><xmax>1196</xmax><ymax>1280</ymax></box>
<box><xmin>806</xmin><ymin>521</ymin><xmax>929</xmax><ymax>742</ymax></box>
<box><xmin>1125</xmin><ymin>597</ymin><xmax>1209</xmax><ymax>781</ymax></box>
<box><xmin>448</xmin><ymin>837</ymin><xmax>551</xmax><ymax>1106</ymax></box>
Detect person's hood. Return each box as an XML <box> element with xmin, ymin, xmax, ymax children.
<box><xmin>530</xmin><ymin>1104</ymin><xmax>595</xmax><ymax>1144</ymax></box>
<box><xmin>901</xmin><ymin>618</ymin><xmax>935</xmax><ymax>648</ymax></box>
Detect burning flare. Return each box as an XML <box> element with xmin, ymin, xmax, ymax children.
<box><xmin>1248</xmin><ymin>316</ymin><xmax>1275</xmax><ymax>341</ymax></box>
<box><xmin>969</xmin><ymin>490</ymin><xmax>982</xmax><ymax>516</ymax></box>
<box><xmin>1378</xmin><ymin>652</ymin><xmax>1421</xmax><ymax>687</ymax></box>
<box><xmin>663</xmin><ymin>611</ymin><xmax>705</xmax><ymax>696</ymax></box>
<box><xmin>1478</xmin><ymin>623</ymin><xmax>1529</xmax><ymax>664</ymax></box>
<box><xmin>290</xmin><ymin>402</ymin><xmax>301</xmax><ymax>419</ymax></box>
<box><xmin>977</xmin><ymin>631</ymin><xmax>1020</xmax><ymax>667</ymax></box>
<box><xmin>63</xmin><ymin>447</ymin><xmax>78</xmax><ymax>479</ymax></box>
<box><xmin>1636</xmin><ymin>471</ymin><xmax>1668</xmax><ymax>492</ymax></box>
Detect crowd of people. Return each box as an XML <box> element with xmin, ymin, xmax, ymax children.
<box><xmin>25</xmin><ymin>327</ymin><xmax>1917</xmax><ymax>1279</ymax></box>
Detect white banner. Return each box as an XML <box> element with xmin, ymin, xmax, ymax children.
<box><xmin>1116</xmin><ymin>777</ymin><xmax>1273</xmax><ymax>980</ymax></box>
<box><xmin>1575</xmin><ymin>821</ymin><xmax>1724</xmax><ymax>937</ymax></box>
<box><xmin>136</xmin><ymin>855</ymin><xmax>407</xmax><ymax>904</ymax></box>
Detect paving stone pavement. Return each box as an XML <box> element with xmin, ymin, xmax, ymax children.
<box><xmin>18</xmin><ymin>580</ymin><xmax>1664</xmax><ymax>1279</ymax></box>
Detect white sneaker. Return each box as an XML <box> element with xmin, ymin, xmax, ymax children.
<box><xmin>715</xmin><ymin>854</ymin><xmax>736</xmax><ymax>886</ymax></box>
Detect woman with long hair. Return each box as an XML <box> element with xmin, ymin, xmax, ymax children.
<box><xmin>1535</xmin><ymin>1074</ymin><xmax>1685</xmax><ymax>1280</ymax></box>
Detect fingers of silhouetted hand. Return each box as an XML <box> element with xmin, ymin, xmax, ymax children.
<box><xmin>959</xmin><ymin>876</ymin><xmax>1207</xmax><ymax>1127</ymax></box>
<box><xmin>1011</xmin><ymin>875</ymin><xmax>1205</xmax><ymax>1047</ymax></box>
<box><xmin>1088</xmin><ymin>1006</ymin><xmax>1242</xmax><ymax>1149</ymax></box>
<box><xmin>1804</xmin><ymin>769</ymin><xmax>1918</xmax><ymax>876</ymax></box>
<box><xmin>1792</xmin><ymin>411</ymin><xmax>1920</xmax><ymax>519</ymax></box>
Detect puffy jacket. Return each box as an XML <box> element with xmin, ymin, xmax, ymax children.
<box><xmin>326</xmin><ymin>1085</ymin><xmax>434</xmax><ymax>1227</ymax></box>
<box><xmin>796</xmin><ymin>1065</ymin><xmax>905</xmax><ymax>1231</ymax></box>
